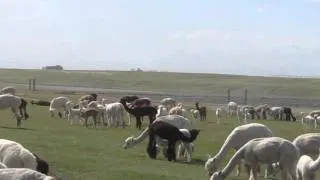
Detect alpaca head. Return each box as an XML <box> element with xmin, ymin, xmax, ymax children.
<box><xmin>210</xmin><ymin>171</ymin><xmax>224</xmax><ymax>180</ymax></box>
<box><xmin>33</xmin><ymin>153</ymin><xmax>49</xmax><ymax>175</ymax></box>
<box><xmin>205</xmin><ymin>156</ymin><xmax>219</xmax><ymax>176</ymax></box>
<box><xmin>123</xmin><ymin>137</ymin><xmax>136</xmax><ymax>149</ymax></box>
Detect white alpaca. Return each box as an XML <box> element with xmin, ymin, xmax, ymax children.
<box><xmin>215</xmin><ymin>107</ymin><xmax>227</xmax><ymax>124</ymax></box>
<box><xmin>190</xmin><ymin>108</ymin><xmax>200</xmax><ymax>121</ymax></box>
<box><xmin>0</xmin><ymin>94</ymin><xmax>24</xmax><ymax>127</ymax></box>
<box><xmin>301</xmin><ymin>115</ymin><xmax>316</xmax><ymax>129</ymax></box>
<box><xmin>168</xmin><ymin>104</ymin><xmax>187</xmax><ymax>117</ymax></box>
<box><xmin>49</xmin><ymin>96</ymin><xmax>70</xmax><ymax>118</ymax></box>
<box><xmin>0</xmin><ymin>139</ymin><xmax>45</xmax><ymax>171</ymax></box>
<box><xmin>268</xmin><ymin>106</ymin><xmax>282</xmax><ymax>120</ymax></box>
<box><xmin>105</xmin><ymin>102</ymin><xmax>125</xmax><ymax>127</ymax></box>
<box><xmin>210</xmin><ymin>137</ymin><xmax>299</xmax><ymax>180</ymax></box>
<box><xmin>296</xmin><ymin>148</ymin><xmax>320</xmax><ymax>180</ymax></box>
<box><xmin>156</xmin><ymin>105</ymin><xmax>168</xmax><ymax>118</ymax></box>
<box><xmin>0</xmin><ymin>168</ymin><xmax>55</xmax><ymax>180</ymax></box>
<box><xmin>79</xmin><ymin>99</ymin><xmax>89</xmax><ymax>109</ymax></box>
<box><xmin>236</xmin><ymin>105</ymin><xmax>252</xmax><ymax>123</ymax></box>
<box><xmin>160</xmin><ymin>97</ymin><xmax>176</xmax><ymax>110</ymax></box>
<box><xmin>65</xmin><ymin>101</ymin><xmax>82</xmax><ymax>125</ymax></box>
<box><xmin>308</xmin><ymin>110</ymin><xmax>320</xmax><ymax>118</ymax></box>
<box><xmin>123</xmin><ymin>115</ymin><xmax>193</xmax><ymax>162</ymax></box>
<box><xmin>205</xmin><ymin>123</ymin><xmax>273</xmax><ymax>177</ymax></box>
<box><xmin>227</xmin><ymin>101</ymin><xmax>238</xmax><ymax>117</ymax></box>
<box><xmin>0</xmin><ymin>86</ymin><xmax>16</xmax><ymax>95</ymax></box>
<box><xmin>293</xmin><ymin>133</ymin><xmax>320</xmax><ymax>156</ymax></box>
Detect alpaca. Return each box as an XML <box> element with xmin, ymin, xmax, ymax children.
<box><xmin>105</xmin><ymin>102</ymin><xmax>125</xmax><ymax>127</ymax></box>
<box><xmin>268</xmin><ymin>106</ymin><xmax>282</xmax><ymax>120</ymax></box>
<box><xmin>0</xmin><ymin>168</ymin><xmax>55</xmax><ymax>180</ymax></box>
<box><xmin>195</xmin><ymin>102</ymin><xmax>206</xmax><ymax>121</ymax></box>
<box><xmin>79</xmin><ymin>108</ymin><xmax>99</xmax><ymax>128</ymax></box>
<box><xmin>120</xmin><ymin>95</ymin><xmax>139</xmax><ymax>125</ymax></box>
<box><xmin>168</xmin><ymin>104</ymin><xmax>187</xmax><ymax>117</ymax></box>
<box><xmin>160</xmin><ymin>97</ymin><xmax>176</xmax><ymax>110</ymax></box>
<box><xmin>0</xmin><ymin>139</ymin><xmax>49</xmax><ymax>175</ymax></box>
<box><xmin>190</xmin><ymin>108</ymin><xmax>200</xmax><ymax>121</ymax></box>
<box><xmin>296</xmin><ymin>148</ymin><xmax>320</xmax><ymax>180</ymax></box>
<box><xmin>238</xmin><ymin>105</ymin><xmax>257</xmax><ymax>121</ymax></box>
<box><xmin>49</xmin><ymin>96</ymin><xmax>70</xmax><ymax>119</ymax></box>
<box><xmin>65</xmin><ymin>101</ymin><xmax>82</xmax><ymax>125</ymax></box>
<box><xmin>281</xmin><ymin>107</ymin><xmax>296</xmax><ymax>121</ymax></box>
<box><xmin>0</xmin><ymin>86</ymin><xmax>16</xmax><ymax>95</ymax></box>
<box><xmin>215</xmin><ymin>107</ymin><xmax>227</xmax><ymax>124</ymax></box>
<box><xmin>254</xmin><ymin>104</ymin><xmax>270</xmax><ymax>120</ymax></box>
<box><xmin>293</xmin><ymin>133</ymin><xmax>320</xmax><ymax>156</ymax></box>
<box><xmin>227</xmin><ymin>101</ymin><xmax>238</xmax><ymax>117</ymax></box>
<box><xmin>120</xmin><ymin>99</ymin><xmax>156</xmax><ymax>129</ymax></box>
<box><xmin>301</xmin><ymin>115</ymin><xmax>316</xmax><ymax>129</ymax></box>
<box><xmin>130</xmin><ymin>97</ymin><xmax>152</xmax><ymax>108</ymax></box>
<box><xmin>147</xmin><ymin>121</ymin><xmax>200</xmax><ymax>161</ymax></box>
<box><xmin>156</xmin><ymin>105</ymin><xmax>168</xmax><ymax>118</ymax></box>
<box><xmin>0</xmin><ymin>94</ymin><xmax>29</xmax><ymax>127</ymax></box>
<box><xmin>205</xmin><ymin>123</ymin><xmax>274</xmax><ymax>177</ymax></box>
<box><xmin>79</xmin><ymin>93</ymin><xmax>97</xmax><ymax>103</ymax></box>
<box><xmin>123</xmin><ymin>115</ymin><xmax>193</xmax><ymax>161</ymax></box>
<box><xmin>210</xmin><ymin>137</ymin><xmax>299</xmax><ymax>180</ymax></box>
<box><xmin>31</xmin><ymin>100</ymin><xmax>51</xmax><ymax>106</ymax></box>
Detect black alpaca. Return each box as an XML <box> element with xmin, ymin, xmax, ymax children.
<box><xmin>280</xmin><ymin>107</ymin><xmax>296</xmax><ymax>121</ymax></box>
<box><xmin>31</xmin><ymin>100</ymin><xmax>51</xmax><ymax>106</ymax></box>
<box><xmin>32</xmin><ymin>153</ymin><xmax>50</xmax><ymax>175</ymax></box>
<box><xmin>195</xmin><ymin>102</ymin><xmax>207</xmax><ymax>121</ymax></box>
<box><xmin>120</xmin><ymin>99</ymin><xmax>157</xmax><ymax>130</ymax></box>
<box><xmin>19</xmin><ymin>98</ymin><xmax>29</xmax><ymax>120</ymax></box>
<box><xmin>147</xmin><ymin>121</ymin><xmax>200</xmax><ymax>161</ymax></box>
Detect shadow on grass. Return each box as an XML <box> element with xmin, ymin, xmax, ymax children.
<box><xmin>175</xmin><ymin>158</ymin><xmax>206</xmax><ymax>166</ymax></box>
<box><xmin>0</xmin><ymin>126</ymin><xmax>35</xmax><ymax>131</ymax></box>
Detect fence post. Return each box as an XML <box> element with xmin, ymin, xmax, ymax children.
<box><xmin>244</xmin><ymin>88</ymin><xmax>248</xmax><ymax>105</ymax></box>
<box><xmin>28</xmin><ymin>79</ymin><xmax>32</xmax><ymax>91</ymax></box>
<box><xmin>227</xmin><ymin>89</ymin><xmax>231</xmax><ymax>103</ymax></box>
<box><xmin>32</xmin><ymin>78</ymin><xmax>36</xmax><ymax>91</ymax></box>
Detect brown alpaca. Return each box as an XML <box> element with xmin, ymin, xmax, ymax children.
<box><xmin>195</xmin><ymin>102</ymin><xmax>206</xmax><ymax>121</ymax></box>
<box><xmin>80</xmin><ymin>108</ymin><xmax>99</xmax><ymax>128</ymax></box>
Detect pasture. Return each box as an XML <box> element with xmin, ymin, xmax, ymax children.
<box><xmin>0</xmin><ymin>69</ymin><xmax>320</xmax><ymax>179</ymax></box>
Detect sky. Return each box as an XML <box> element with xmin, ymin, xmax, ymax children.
<box><xmin>1</xmin><ymin>0</ymin><xmax>320</xmax><ymax>76</ymax></box>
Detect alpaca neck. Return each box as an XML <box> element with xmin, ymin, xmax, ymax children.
<box><xmin>133</xmin><ymin>127</ymin><xmax>150</xmax><ymax>144</ymax></box>
<box><xmin>121</xmin><ymin>102</ymin><xmax>134</xmax><ymax>115</ymax></box>
<box><xmin>220</xmin><ymin>147</ymin><xmax>244</xmax><ymax>178</ymax></box>
<box><xmin>195</xmin><ymin>104</ymin><xmax>200</xmax><ymax>111</ymax></box>
<box><xmin>214</xmin><ymin>135</ymin><xmax>234</xmax><ymax>166</ymax></box>
<box><xmin>309</xmin><ymin>152</ymin><xmax>320</xmax><ymax>172</ymax></box>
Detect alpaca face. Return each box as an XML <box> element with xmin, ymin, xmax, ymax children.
<box><xmin>205</xmin><ymin>157</ymin><xmax>218</xmax><ymax>176</ymax></box>
<box><xmin>210</xmin><ymin>171</ymin><xmax>223</xmax><ymax>180</ymax></box>
<box><xmin>123</xmin><ymin>137</ymin><xmax>135</xmax><ymax>149</ymax></box>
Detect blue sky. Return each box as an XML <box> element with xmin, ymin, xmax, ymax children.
<box><xmin>1</xmin><ymin>0</ymin><xmax>320</xmax><ymax>76</ymax></box>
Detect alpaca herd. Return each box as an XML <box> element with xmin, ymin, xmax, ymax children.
<box><xmin>2</xmin><ymin>86</ymin><xmax>320</xmax><ymax>180</ymax></box>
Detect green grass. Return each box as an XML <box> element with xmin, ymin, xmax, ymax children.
<box><xmin>0</xmin><ymin>91</ymin><xmax>319</xmax><ymax>180</ymax></box>
<box><xmin>1</xmin><ymin>68</ymin><xmax>320</xmax><ymax>98</ymax></box>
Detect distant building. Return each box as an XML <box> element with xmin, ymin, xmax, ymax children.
<box><xmin>42</xmin><ymin>65</ymin><xmax>64</xmax><ymax>70</ymax></box>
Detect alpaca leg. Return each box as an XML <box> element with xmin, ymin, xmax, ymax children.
<box><xmin>167</xmin><ymin>140</ymin><xmax>176</xmax><ymax>161</ymax></box>
<box><xmin>235</xmin><ymin>161</ymin><xmax>242</xmax><ymax>176</ymax></box>
<box><xmin>136</xmin><ymin>117</ymin><xmax>142</xmax><ymax>129</ymax></box>
<box><xmin>249</xmin><ymin>164</ymin><xmax>259</xmax><ymax>180</ymax></box>
<box><xmin>185</xmin><ymin>143</ymin><xmax>192</xmax><ymax>163</ymax></box>
<box><xmin>147</xmin><ymin>132</ymin><xmax>157</xmax><ymax>159</ymax></box>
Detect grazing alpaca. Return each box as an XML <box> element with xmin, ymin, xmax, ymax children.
<box><xmin>160</xmin><ymin>97</ymin><xmax>176</xmax><ymax>110</ymax></box>
<box><xmin>65</xmin><ymin>101</ymin><xmax>82</xmax><ymax>125</ymax></box>
<box><xmin>0</xmin><ymin>139</ymin><xmax>49</xmax><ymax>175</ymax></box>
<box><xmin>120</xmin><ymin>95</ymin><xmax>139</xmax><ymax>125</ymax></box>
<box><xmin>123</xmin><ymin>115</ymin><xmax>193</xmax><ymax>162</ymax></box>
<box><xmin>195</xmin><ymin>102</ymin><xmax>206</xmax><ymax>121</ymax></box>
<box><xmin>268</xmin><ymin>106</ymin><xmax>282</xmax><ymax>120</ymax></box>
<box><xmin>205</xmin><ymin>123</ymin><xmax>273</xmax><ymax>177</ymax></box>
<box><xmin>168</xmin><ymin>103</ymin><xmax>187</xmax><ymax>117</ymax></box>
<box><xmin>31</xmin><ymin>100</ymin><xmax>51</xmax><ymax>106</ymax></box>
<box><xmin>210</xmin><ymin>137</ymin><xmax>299</xmax><ymax>180</ymax></box>
<box><xmin>147</xmin><ymin>121</ymin><xmax>200</xmax><ymax>161</ymax></box>
<box><xmin>296</xmin><ymin>148</ymin><xmax>320</xmax><ymax>180</ymax></box>
<box><xmin>254</xmin><ymin>104</ymin><xmax>269</xmax><ymax>120</ymax></box>
<box><xmin>79</xmin><ymin>108</ymin><xmax>99</xmax><ymax>128</ymax></box>
<box><xmin>0</xmin><ymin>86</ymin><xmax>16</xmax><ymax>95</ymax></box>
<box><xmin>0</xmin><ymin>94</ymin><xmax>29</xmax><ymax>127</ymax></box>
<box><xmin>49</xmin><ymin>96</ymin><xmax>70</xmax><ymax>119</ymax></box>
<box><xmin>120</xmin><ymin>99</ymin><xmax>156</xmax><ymax>129</ymax></box>
<box><xmin>227</xmin><ymin>101</ymin><xmax>238</xmax><ymax>117</ymax></box>
<box><xmin>293</xmin><ymin>133</ymin><xmax>320</xmax><ymax>156</ymax></box>
<box><xmin>0</xmin><ymin>168</ymin><xmax>55</xmax><ymax>180</ymax></box>
<box><xmin>281</xmin><ymin>107</ymin><xmax>296</xmax><ymax>121</ymax></box>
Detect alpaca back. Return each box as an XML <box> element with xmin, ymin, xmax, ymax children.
<box><xmin>0</xmin><ymin>94</ymin><xmax>20</xmax><ymax>110</ymax></box>
<box><xmin>0</xmin><ymin>168</ymin><xmax>55</xmax><ymax>180</ymax></box>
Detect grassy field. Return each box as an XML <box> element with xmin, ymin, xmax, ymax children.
<box><xmin>0</xmin><ymin>89</ymin><xmax>319</xmax><ymax>180</ymax></box>
<box><xmin>1</xmin><ymin>68</ymin><xmax>320</xmax><ymax>98</ymax></box>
